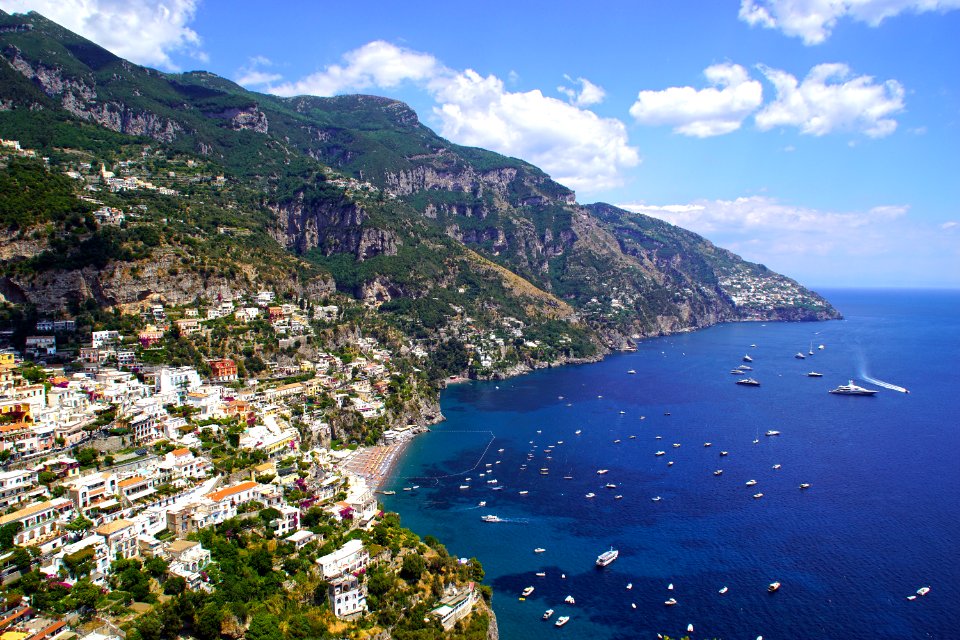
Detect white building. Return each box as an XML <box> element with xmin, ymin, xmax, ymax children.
<box><xmin>329</xmin><ymin>574</ymin><xmax>367</xmax><ymax>618</ymax></box>
<box><xmin>316</xmin><ymin>538</ymin><xmax>369</xmax><ymax>580</ymax></box>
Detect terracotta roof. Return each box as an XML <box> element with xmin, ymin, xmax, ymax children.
<box><xmin>171</xmin><ymin>447</ymin><xmax>191</xmax><ymax>457</ymax></box>
<box><xmin>118</xmin><ymin>475</ymin><xmax>147</xmax><ymax>488</ymax></box>
<box><xmin>0</xmin><ymin>500</ymin><xmax>62</xmax><ymax>525</ymax></box>
<box><xmin>205</xmin><ymin>481</ymin><xmax>258</xmax><ymax>502</ymax></box>
<box><xmin>95</xmin><ymin>518</ymin><xmax>133</xmax><ymax>535</ymax></box>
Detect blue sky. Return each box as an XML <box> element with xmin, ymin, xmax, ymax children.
<box><xmin>2</xmin><ymin>0</ymin><xmax>958</xmax><ymax>288</ymax></box>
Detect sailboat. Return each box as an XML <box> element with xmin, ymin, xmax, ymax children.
<box><xmin>809</xmin><ymin>341</ymin><xmax>814</xmax><ymax>356</ymax></box>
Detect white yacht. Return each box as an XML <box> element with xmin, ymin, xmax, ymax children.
<box><xmin>745</xmin><ymin>479</ymin><xmax>758</xmax><ymax>486</ymax></box>
<box><xmin>564</xmin><ymin>595</ymin><xmax>576</xmax><ymax>604</ymax></box>
<box><xmin>555</xmin><ymin>616</ymin><xmax>570</xmax><ymax>627</ymax></box>
<box><xmin>481</xmin><ymin>514</ymin><xmax>503</xmax><ymax>523</ymax></box>
<box><xmin>765</xmin><ymin>430</ymin><xmax>781</xmax><ymax>436</ymax></box>
<box><xmin>542</xmin><ymin>609</ymin><xmax>554</xmax><ymax>620</ymax></box>
<box><xmin>829</xmin><ymin>380</ymin><xmax>879</xmax><ymax>396</ymax></box>
<box><xmin>521</xmin><ymin>586</ymin><xmax>534</xmax><ymax>597</ymax></box>
<box><xmin>596</xmin><ymin>547</ymin><xmax>619</xmax><ymax>567</ymax></box>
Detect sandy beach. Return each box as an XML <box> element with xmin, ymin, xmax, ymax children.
<box><xmin>342</xmin><ymin>438</ymin><xmax>412</xmax><ymax>491</ymax></box>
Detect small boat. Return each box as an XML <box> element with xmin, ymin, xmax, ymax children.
<box><xmin>743</xmin><ymin>354</ymin><xmax>753</xmax><ymax>362</ymax></box>
<box><xmin>542</xmin><ymin>609</ymin><xmax>554</xmax><ymax>620</ymax></box>
<box><xmin>492</xmin><ymin>486</ymin><xmax>504</xmax><ymax>491</ymax></box>
<box><xmin>667</xmin><ymin>583</ymin><xmax>674</xmax><ymax>590</ymax></box>
<box><xmin>498</xmin><ymin>448</ymin><xmax>505</xmax><ymax>453</ymax></box>
<box><xmin>772</xmin><ymin>464</ymin><xmax>781</xmax><ymax>470</ymax></box>
<box><xmin>605</xmin><ymin>483</ymin><xmax>617</xmax><ymax>489</ymax></box>
<box><xmin>478</xmin><ymin>501</ymin><xmax>487</xmax><ymax>507</ymax></box>
<box><xmin>768</xmin><ymin>581</ymin><xmax>781</xmax><ymax>592</ymax></box>
<box><xmin>652</xmin><ymin>496</ymin><xmax>662</xmax><ymax>502</ymax></box>
<box><xmin>819</xmin><ymin>344</ymin><xmax>825</xmax><ymax>350</ymax></box>
<box><xmin>907</xmin><ymin>595</ymin><xmax>917</xmax><ymax>601</ymax></box>
<box><xmin>628</xmin><ymin>369</ymin><xmax>636</xmax><ymax>374</ymax></box>
<box><xmin>596</xmin><ymin>547</ymin><xmax>619</xmax><ymax>567</ymax></box>
<box><xmin>738</xmin><ymin>364</ymin><xmax>753</xmax><ymax>371</ymax></box>
<box><xmin>412</xmin><ymin>485</ymin><xmax>420</xmax><ymax>489</ymax></box>
<box><xmin>555</xmin><ymin>616</ymin><xmax>570</xmax><ymax>627</ymax></box>
<box><xmin>459</xmin><ymin>485</ymin><xmax>470</xmax><ymax>490</ymax></box>
<box><xmin>655</xmin><ymin>451</ymin><xmax>666</xmax><ymax>456</ymax></box>
<box><xmin>655</xmin><ymin>435</ymin><xmax>662</xmax><ymax>439</ymax></box>
<box><xmin>799</xmin><ymin>483</ymin><xmax>811</xmax><ymax>490</ymax></box>
<box><xmin>720</xmin><ymin>451</ymin><xmax>729</xmax><ymax>456</ymax></box>
<box><xmin>664</xmin><ymin>598</ymin><xmax>677</xmax><ymax>606</ymax></box>
<box><xmin>615</xmin><ymin>495</ymin><xmax>623</xmax><ymax>499</ymax></box>
<box><xmin>597</xmin><ymin>469</ymin><xmax>609</xmax><ymax>475</ymax></box>
<box><xmin>672</xmin><ymin>443</ymin><xmax>681</xmax><ymax>448</ymax></box>
<box><xmin>614</xmin><ymin>437</ymin><xmax>622</xmax><ymax>442</ymax></box>
<box><xmin>731</xmin><ymin>369</ymin><xmax>746</xmax><ymax>375</ymax></box>
<box><xmin>719</xmin><ymin>586</ymin><xmax>728</xmax><ymax>594</ymax></box>
<box><xmin>795</xmin><ymin>352</ymin><xmax>806</xmax><ymax>359</ymax></box>
<box><xmin>564</xmin><ymin>595</ymin><xmax>575</xmax><ymax>604</ymax></box>
<box><xmin>534</xmin><ymin>548</ymin><xmax>546</xmax><ymax>553</ymax></box>
<box><xmin>746</xmin><ymin>479</ymin><xmax>758</xmax><ymax>486</ymax></box>
<box><xmin>626</xmin><ymin>583</ymin><xmax>633</xmax><ymax>590</ymax></box>
<box><xmin>917</xmin><ymin>586</ymin><xmax>931</xmax><ymax>596</ymax></box>
<box><xmin>688</xmin><ymin>624</ymin><xmax>694</xmax><ymax>633</ymax></box>
<box><xmin>667</xmin><ymin>461</ymin><xmax>675</xmax><ymax>467</ymax></box>
<box><xmin>481</xmin><ymin>514</ymin><xmax>503</xmax><ymax>523</ymax></box>
<box><xmin>628</xmin><ymin>435</ymin><xmax>636</xmax><ymax>439</ymax></box>
<box><xmin>736</xmin><ymin>377</ymin><xmax>761</xmax><ymax>386</ymax></box>
<box><xmin>714</xmin><ymin>470</ymin><xmax>723</xmax><ymax>476</ymax></box>
<box><xmin>765</xmin><ymin>430</ymin><xmax>780</xmax><ymax>436</ymax></box>
<box><xmin>807</xmin><ymin>371</ymin><xmax>823</xmax><ymax>377</ymax></box>
<box><xmin>753</xmin><ymin>493</ymin><xmax>764</xmax><ymax>499</ymax></box>
<box><xmin>522</xmin><ymin>586</ymin><xmax>535</xmax><ymax>597</ymax></box>
<box><xmin>380</xmin><ymin>490</ymin><xmax>396</xmax><ymax>495</ymax></box>
<box><xmin>704</xmin><ymin>442</ymin><xmax>712</xmax><ymax>447</ymax></box>
<box><xmin>750</xmin><ymin>344</ymin><xmax>757</xmax><ymax>348</ymax></box>
<box><xmin>402</xmin><ymin>487</ymin><xmax>412</xmax><ymax>491</ymax></box>
<box><xmin>536</xmin><ymin>572</ymin><xmax>546</xmax><ymax>577</ymax></box>
<box><xmin>519</xmin><ymin>490</ymin><xmax>529</xmax><ymax>495</ymax></box>
<box><xmin>563</xmin><ymin>475</ymin><xmax>573</xmax><ymax>480</ymax></box>
<box><xmin>585</xmin><ymin>492</ymin><xmax>596</xmax><ymax>498</ymax></box>
<box><xmin>575</xmin><ymin>430</ymin><xmax>582</xmax><ymax>435</ymax></box>
<box><xmin>631</xmin><ymin>603</ymin><xmax>636</xmax><ymax>609</ymax></box>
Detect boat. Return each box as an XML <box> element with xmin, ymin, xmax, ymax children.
<box><xmin>738</xmin><ymin>364</ymin><xmax>753</xmax><ymax>371</ymax></box>
<box><xmin>688</xmin><ymin>624</ymin><xmax>695</xmax><ymax>633</ymax></box>
<box><xmin>772</xmin><ymin>464</ymin><xmax>781</xmax><ymax>470</ymax></box>
<box><xmin>542</xmin><ymin>609</ymin><xmax>554</xmax><ymax>620</ymax></box>
<box><xmin>412</xmin><ymin>485</ymin><xmax>420</xmax><ymax>489</ymax></box>
<box><xmin>655</xmin><ymin>435</ymin><xmax>662</xmax><ymax>439</ymax></box>
<box><xmin>753</xmin><ymin>493</ymin><xmax>764</xmax><ymax>499</ymax></box>
<box><xmin>714</xmin><ymin>470</ymin><xmax>723</xmax><ymax>476</ymax></box>
<box><xmin>585</xmin><ymin>492</ymin><xmax>596</xmax><ymax>499</ymax></box>
<box><xmin>736</xmin><ymin>378</ymin><xmax>760</xmax><ymax>386</ymax></box>
<box><xmin>655</xmin><ymin>451</ymin><xmax>666</xmax><ymax>456</ymax></box>
<box><xmin>667</xmin><ymin>583</ymin><xmax>674</xmax><ymax>590</ymax></box>
<box><xmin>799</xmin><ymin>483</ymin><xmax>811</xmax><ymax>490</ymax></box>
<box><xmin>563</xmin><ymin>475</ymin><xmax>573</xmax><ymax>480</ymax></box>
<box><xmin>596</xmin><ymin>547</ymin><xmax>619</xmax><ymax>567</ymax></box>
<box><xmin>672</xmin><ymin>443</ymin><xmax>681</xmax><ymax>448</ymax></box>
<box><xmin>746</xmin><ymin>479</ymin><xmax>758</xmax><ymax>486</ymax></box>
<box><xmin>652</xmin><ymin>496</ymin><xmax>662</xmax><ymax>502</ymax></box>
<box><xmin>487</xmin><ymin>479</ymin><xmax>498</xmax><ymax>484</ymax></box>
<box><xmin>807</xmin><ymin>371</ymin><xmax>823</xmax><ymax>377</ymax></box>
<box><xmin>765</xmin><ymin>430</ymin><xmax>780</xmax><ymax>436</ymax></box>
<box><xmin>795</xmin><ymin>352</ymin><xmax>806</xmax><ymax>359</ymax></box>
<box><xmin>907</xmin><ymin>595</ymin><xmax>917</xmax><ymax>601</ymax></box>
<box><xmin>540</xmin><ymin>468</ymin><xmax>550</xmax><ymax>475</ymax></box>
<box><xmin>719</xmin><ymin>586</ymin><xmax>728</xmax><ymax>594</ymax></box>
<box><xmin>492</xmin><ymin>486</ymin><xmax>504</xmax><ymax>491</ymax></box>
<box><xmin>459</xmin><ymin>485</ymin><xmax>470</xmax><ymax>490</ymax></box>
<box><xmin>750</xmin><ymin>344</ymin><xmax>757</xmax><ymax>348</ymax></box>
<box><xmin>626</xmin><ymin>583</ymin><xmax>633</xmax><ymax>590</ymax></box>
<box><xmin>478</xmin><ymin>501</ymin><xmax>487</xmax><ymax>507</ymax></box>
<box><xmin>664</xmin><ymin>598</ymin><xmax>677</xmax><ymax>606</ymax></box>
<box><xmin>917</xmin><ymin>586</ymin><xmax>931</xmax><ymax>596</ymax></box>
<box><xmin>564</xmin><ymin>595</ymin><xmax>576</xmax><ymax>604</ymax></box>
<box><xmin>629</xmin><ymin>435</ymin><xmax>637</xmax><ymax>439</ymax></box>
<box><xmin>555</xmin><ymin>616</ymin><xmax>570</xmax><ymax>627</ymax></box>
<box><xmin>536</xmin><ymin>572</ymin><xmax>546</xmax><ymax>577</ymax></box>
<box><xmin>731</xmin><ymin>369</ymin><xmax>745</xmax><ymax>375</ymax></box>
<box><xmin>519</xmin><ymin>490</ymin><xmax>529</xmax><ymax>495</ymax></box>
<box><xmin>481</xmin><ymin>515</ymin><xmax>503</xmax><ymax>523</ymax></box>
<box><xmin>628</xmin><ymin>369</ymin><xmax>636</xmax><ymax>374</ymax></box>
<box><xmin>605</xmin><ymin>483</ymin><xmax>617</xmax><ymax>489</ymax></box>
<box><xmin>704</xmin><ymin>442</ymin><xmax>712</xmax><ymax>447</ymax></box>
<box><xmin>402</xmin><ymin>487</ymin><xmax>412</xmax><ymax>492</ymax></box>
<box><xmin>380</xmin><ymin>490</ymin><xmax>396</xmax><ymax>495</ymax></box>
<box><xmin>809</xmin><ymin>342</ymin><xmax>815</xmax><ymax>355</ymax></box>
<box><xmin>720</xmin><ymin>451</ymin><xmax>729</xmax><ymax>456</ymax></box>
<box><xmin>829</xmin><ymin>380</ymin><xmax>879</xmax><ymax>396</ymax></box>
<box><xmin>597</xmin><ymin>469</ymin><xmax>609</xmax><ymax>475</ymax></box>
<box><xmin>819</xmin><ymin>344</ymin><xmax>825</xmax><ymax>350</ymax></box>
<box><xmin>743</xmin><ymin>354</ymin><xmax>753</xmax><ymax>362</ymax></box>
<box><xmin>534</xmin><ymin>547</ymin><xmax>546</xmax><ymax>553</ymax></box>
<box><xmin>522</xmin><ymin>586</ymin><xmax>535</xmax><ymax>597</ymax></box>
<box><xmin>667</xmin><ymin>461</ymin><xmax>675</xmax><ymax>466</ymax></box>
<box><xmin>575</xmin><ymin>429</ymin><xmax>582</xmax><ymax>435</ymax></box>
<box><xmin>768</xmin><ymin>581</ymin><xmax>781</xmax><ymax>592</ymax></box>
<box><xmin>498</xmin><ymin>448</ymin><xmax>505</xmax><ymax>453</ymax></box>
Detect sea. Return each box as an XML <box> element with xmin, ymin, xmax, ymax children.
<box><xmin>381</xmin><ymin>289</ymin><xmax>960</xmax><ymax>640</ymax></box>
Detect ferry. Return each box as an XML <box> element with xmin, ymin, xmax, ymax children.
<box><xmin>596</xmin><ymin>547</ymin><xmax>619</xmax><ymax>567</ymax></box>
<box><xmin>736</xmin><ymin>378</ymin><xmax>761</xmax><ymax>386</ymax></box>
<box><xmin>542</xmin><ymin>609</ymin><xmax>554</xmax><ymax>620</ymax></box>
<box><xmin>555</xmin><ymin>616</ymin><xmax>570</xmax><ymax>627</ymax></box>
<box><xmin>481</xmin><ymin>514</ymin><xmax>503</xmax><ymax>523</ymax></box>
<box><xmin>522</xmin><ymin>586</ymin><xmax>535</xmax><ymax>597</ymax></box>
<box><xmin>829</xmin><ymin>380</ymin><xmax>879</xmax><ymax>396</ymax></box>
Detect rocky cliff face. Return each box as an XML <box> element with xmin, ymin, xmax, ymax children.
<box><xmin>268</xmin><ymin>192</ymin><xmax>398</xmax><ymax>260</ymax></box>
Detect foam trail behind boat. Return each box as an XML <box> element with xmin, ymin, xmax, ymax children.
<box><xmin>861</xmin><ymin>374</ymin><xmax>909</xmax><ymax>393</ymax></box>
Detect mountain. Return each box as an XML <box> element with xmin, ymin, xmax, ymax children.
<box><xmin>0</xmin><ymin>10</ymin><xmax>839</xmax><ymax>376</ymax></box>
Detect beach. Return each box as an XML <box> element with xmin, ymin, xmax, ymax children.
<box><xmin>341</xmin><ymin>437</ymin><xmax>412</xmax><ymax>491</ymax></box>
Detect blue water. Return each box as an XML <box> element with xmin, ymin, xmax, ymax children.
<box><xmin>383</xmin><ymin>289</ymin><xmax>960</xmax><ymax>640</ymax></box>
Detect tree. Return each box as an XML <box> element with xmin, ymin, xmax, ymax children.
<box><xmin>0</xmin><ymin>522</ymin><xmax>22</xmax><ymax>550</ymax></box>
<box><xmin>144</xmin><ymin>555</ymin><xmax>168</xmax><ymax>578</ymax></box>
<box><xmin>65</xmin><ymin>514</ymin><xmax>94</xmax><ymax>532</ymax></box>
<box><xmin>163</xmin><ymin>575</ymin><xmax>186</xmax><ymax>596</ymax></box>
<box><xmin>400</xmin><ymin>553</ymin><xmax>425</xmax><ymax>582</ymax></box>
<box><xmin>246</xmin><ymin>613</ymin><xmax>282</xmax><ymax>640</ymax></box>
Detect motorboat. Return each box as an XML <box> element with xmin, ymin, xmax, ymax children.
<box><xmin>720</xmin><ymin>451</ymin><xmax>729</xmax><ymax>456</ymax></box>
<box><xmin>478</xmin><ymin>501</ymin><xmax>487</xmax><ymax>507</ymax></box>
<box><xmin>459</xmin><ymin>485</ymin><xmax>470</xmax><ymax>490</ymax></box>
<box><xmin>596</xmin><ymin>547</ymin><xmax>619</xmax><ymax>567</ymax></box>
<box><xmin>714</xmin><ymin>470</ymin><xmax>723</xmax><ymax>476</ymax></box>
<box><xmin>799</xmin><ymin>483</ymin><xmax>811</xmax><ymax>490</ymax></box>
<box><xmin>667</xmin><ymin>583</ymin><xmax>674</xmax><ymax>590</ymax></box>
<box><xmin>585</xmin><ymin>492</ymin><xmax>596</xmax><ymax>499</ymax></box>
<box><xmin>917</xmin><ymin>586</ymin><xmax>931</xmax><ymax>596</ymax></box>
<box><xmin>519</xmin><ymin>490</ymin><xmax>529</xmax><ymax>495</ymax></box>
<box><xmin>753</xmin><ymin>493</ymin><xmax>764</xmax><ymax>499</ymax></box>
<box><xmin>738</xmin><ymin>364</ymin><xmax>753</xmax><ymax>371</ymax></box>
<box><xmin>719</xmin><ymin>586</ymin><xmax>728</xmax><ymax>594</ymax></box>
<box><xmin>597</xmin><ymin>469</ymin><xmax>609</xmax><ymax>475</ymax></box>
<box><xmin>795</xmin><ymin>352</ymin><xmax>806</xmax><ymax>359</ymax></box>
<box><xmin>768</xmin><ymin>582</ymin><xmax>781</xmax><ymax>592</ymax></box>
<box><xmin>555</xmin><ymin>616</ymin><xmax>570</xmax><ymax>627</ymax></box>
<box><xmin>704</xmin><ymin>442</ymin><xmax>712</xmax><ymax>447</ymax></box>
<box><xmin>829</xmin><ymin>380</ymin><xmax>879</xmax><ymax>396</ymax></box>
<box><xmin>807</xmin><ymin>371</ymin><xmax>823</xmax><ymax>377</ymax></box>
<box><xmin>536</xmin><ymin>572</ymin><xmax>546</xmax><ymax>577</ymax></box>
<box><xmin>655</xmin><ymin>451</ymin><xmax>666</xmax><ymax>456</ymax></box>
<box><xmin>626</xmin><ymin>583</ymin><xmax>633</xmax><ymax>590</ymax></box>
<box><xmin>615</xmin><ymin>494</ymin><xmax>623</xmax><ymax>499</ymax></box>
<box><xmin>522</xmin><ymin>586</ymin><xmax>535</xmax><ymax>597</ymax></box>
<box><xmin>481</xmin><ymin>514</ymin><xmax>503</xmax><ymax>523</ymax></box>
<box><xmin>672</xmin><ymin>443</ymin><xmax>681</xmax><ymax>448</ymax></box>
<box><xmin>743</xmin><ymin>354</ymin><xmax>753</xmax><ymax>362</ymax></box>
<box><xmin>605</xmin><ymin>483</ymin><xmax>617</xmax><ymax>489</ymax></box>
<box><xmin>664</xmin><ymin>598</ymin><xmax>677</xmax><ymax>606</ymax></box>
<box><xmin>627</xmin><ymin>369</ymin><xmax>636</xmax><ymax>374</ymax></box>
<box><xmin>736</xmin><ymin>378</ymin><xmax>761</xmax><ymax>386</ymax></box>
<box><xmin>731</xmin><ymin>369</ymin><xmax>746</xmax><ymax>375</ymax></box>
<box><xmin>534</xmin><ymin>547</ymin><xmax>546</xmax><ymax>553</ymax></box>
<box><xmin>745</xmin><ymin>479</ymin><xmax>758</xmax><ymax>486</ymax></box>
<box><xmin>765</xmin><ymin>430</ymin><xmax>780</xmax><ymax>436</ymax></box>
<box><xmin>652</xmin><ymin>496</ymin><xmax>662</xmax><ymax>502</ymax></box>
<box><xmin>542</xmin><ymin>609</ymin><xmax>554</xmax><ymax>620</ymax></box>
<box><xmin>772</xmin><ymin>464</ymin><xmax>781</xmax><ymax>470</ymax></box>
<box><xmin>564</xmin><ymin>595</ymin><xmax>576</xmax><ymax>604</ymax></box>
<box><xmin>667</xmin><ymin>461</ymin><xmax>674</xmax><ymax>466</ymax></box>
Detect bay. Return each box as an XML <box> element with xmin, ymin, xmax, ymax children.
<box><xmin>383</xmin><ymin>289</ymin><xmax>960</xmax><ymax>639</ymax></box>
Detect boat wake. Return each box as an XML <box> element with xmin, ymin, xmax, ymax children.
<box><xmin>860</xmin><ymin>374</ymin><xmax>909</xmax><ymax>394</ymax></box>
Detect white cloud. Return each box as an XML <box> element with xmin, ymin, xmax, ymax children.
<box><xmin>558</xmin><ymin>75</ymin><xmax>606</xmax><ymax>106</ymax></box>
<box><xmin>270</xmin><ymin>41</ymin><xmax>640</xmax><ymax>193</ymax></box>
<box><xmin>614</xmin><ymin>196</ymin><xmax>955</xmax><ymax>286</ymax></box>
<box><xmin>942</xmin><ymin>221</ymin><xmax>959</xmax><ymax>230</ymax></box>
<box><xmin>756</xmin><ymin>63</ymin><xmax>904</xmax><ymax>137</ymax></box>
<box><xmin>739</xmin><ymin>0</ymin><xmax>960</xmax><ymax>45</ymax></box>
<box><xmin>0</xmin><ymin>0</ymin><xmax>203</xmax><ymax>70</ymax></box>
<box><xmin>235</xmin><ymin>56</ymin><xmax>282</xmax><ymax>87</ymax></box>
<box><xmin>628</xmin><ymin>63</ymin><xmax>763</xmax><ymax>137</ymax></box>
